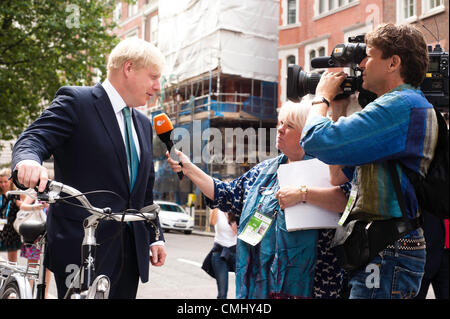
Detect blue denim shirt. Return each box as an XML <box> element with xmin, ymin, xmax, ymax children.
<box><xmin>300</xmin><ymin>84</ymin><xmax>438</xmax><ymax>221</ymax></box>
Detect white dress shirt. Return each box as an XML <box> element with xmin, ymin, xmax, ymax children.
<box><xmin>101</xmin><ymin>79</ymin><xmax>141</xmax><ymax>160</ymax></box>
<box><xmin>102</xmin><ymin>80</ymin><xmax>164</xmax><ymax>247</ymax></box>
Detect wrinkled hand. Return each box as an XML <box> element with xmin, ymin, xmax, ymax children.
<box><xmin>150</xmin><ymin>245</ymin><xmax>166</xmax><ymax>267</ymax></box>
<box><xmin>315</xmin><ymin>71</ymin><xmax>347</xmax><ymax>101</ymax></box>
<box><xmin>165</xmin><ymin>149</ymin><xmax>191</xmax><ymax>174</ymax></box>
<box><xmin>15</xmin><ymin>160</ymin><xmax>49</xmax><ymax>192</ymax></box>
<box><xmin>275</xmin><ymin>186</ymin><xmax>301</xmax><ymax>210</ymax></box>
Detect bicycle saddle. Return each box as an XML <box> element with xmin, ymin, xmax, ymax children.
<box><xmin>19</xmin><ymin>220</ymin><xmax>46</xmax><ymax>244</ymax></box>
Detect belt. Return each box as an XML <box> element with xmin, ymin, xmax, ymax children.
<box><xmin>386</xmin><ymin>237</ymin><xmax>426</xmax><ymax>251</ymax></box>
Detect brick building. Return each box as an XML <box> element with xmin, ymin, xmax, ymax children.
<box><xmin>278</xmin><ymin>0</ymin><xmax>449</xmax><ymax>106</ymax></box>
<box><xmin>112</xmin><ymin>0</ymin><xmax>280</xmax><ymax>229</ymax></box>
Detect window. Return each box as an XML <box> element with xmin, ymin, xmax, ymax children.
<box><xmin>310</xmin><ymin>47</ymin><xmax>326</xmax><ymax>71</ymax></box>
<box><xmin>318</xmin><ymin>47</ymin><xmax>326</xmax><ymax>57</ymax></box>
<box><xmin>113</xmin><ymin>2</ymin><xmax>122</xmax><ymax>23</ymax></box>
<box><xmin>287</xmin><ymin>0</ymin><xmax>297</xmax><ymax>24</ymax></box>
<box><xmin>396</xmin><ymin>0</ymin><xmax>417</xmax><ymax>23</ymax></box>
<box><xmin>150</xmin><ymin>15</ymin><xmax>158</xmax><ymax>44</ymax></box>
<box><xmin>430</xmin><ymin>0</ymin><xmax>442</xmax><ymax>8</ymax></box>
<box><xmin>421</xmin><ymin>0</ymin><xmax>445</xmax><ymax>17</ymax></box>
<box><xmin>309</xmin><ymin>50</ymin><xmax>316</xmax><ymax>62</ymax></box>
<box><xmin>316</xmin><ymin>0</ymin><xmax>358</xmax><ymax>16</ymax></box>
<box><xmin>287</xmin><ymin>55</ymin><xmax>296</xmax><ymax>70</ymax></box>
<box><xmin>279</xmin><ymin>49</ymin><xmax>298</xmax><ymax>102</ymax></box>
<box><xmin>280</xmin><ymin>0</ymin><xmax>299</xmax><ymax>26</ymax></box>
<box><xmin>329</xmin><ymin>0</ymin><xmax>336</xmax><ymax>11</ymax></box>
<box><xmin>319</xmin><ymin>0</ymin><xmax>326</xmax><ymax>14</ymax></box>
<box><xmin>128</xmin><ymin>2</ymin><xmax>139</xmax><ymax>17</ymax></box>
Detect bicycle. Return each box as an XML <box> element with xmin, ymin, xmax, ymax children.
<box><xmin>0</xmin><ymin>173</ymin><xmax>160</xmax><ymax>299</ymax></box>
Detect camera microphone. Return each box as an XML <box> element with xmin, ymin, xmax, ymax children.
<box><xmin>153</xmin><ymin>113</ymin><xmax>184</xmax><ymax>180</ymax></box>
<box><xmin>310</xmin><ymin>56</ymin><xmax>333</xmax><ymax>69</ymax></box>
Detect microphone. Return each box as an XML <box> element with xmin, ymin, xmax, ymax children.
<box><xmin>311</xmin><ymin>56</ymin><xmax>348</xmax><ymax>68</ymax></box>
<box><xmin>153</xmin><ymin>113</ymin><xmax>184</xmax><ymax>180</ymax></box>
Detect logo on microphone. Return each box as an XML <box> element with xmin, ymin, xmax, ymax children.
<box><xmin>156</xmin><ymin>120</ymin><xmax>165</xmax><ymax>127</ymax></box>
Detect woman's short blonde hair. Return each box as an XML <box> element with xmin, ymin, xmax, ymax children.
<box><xmin>278</xmin><ymin>99</ymin><xmax>312</xmax><ymax>131</ymax></box>
<box><xmin>107</xmin><ymin>37</ymin><xmax>166</xmax><ymax>76</ymax></box>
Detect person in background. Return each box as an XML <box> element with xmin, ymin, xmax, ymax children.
<box><xmin>0</xmin><ymin>168</ymin><xmax>22</xmax><ymax>262</ymax></box>
<box><xmin>209</xmin><ymin>207</ymin><xmax>237</xmax><ymax>299</ymax></box>
<box><xmin>168</xmin><ymin>100</ymin><xmax>349</xmax><ymax>299</ymax></box>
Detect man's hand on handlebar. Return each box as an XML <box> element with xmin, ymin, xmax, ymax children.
<box><xmin>14</xmin><ymin>160</ymin><xmax>49</xmax><ymax>193</ymax></box>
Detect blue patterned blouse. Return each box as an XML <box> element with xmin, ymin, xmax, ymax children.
<box><xmin>205</xmin><ymin>154</ymin><xmax>346</xmax><ymax>299</ymax></box>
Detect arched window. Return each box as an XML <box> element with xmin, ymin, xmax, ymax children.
<box><xmin>287</xmin><ymin>55</ymin><xmax>296</xmax><ymax>70</ymax></box>
<box><xmin>318</xmin><ymin>47</ymin><xmax>325</xmax><ymax>57</ymax></box>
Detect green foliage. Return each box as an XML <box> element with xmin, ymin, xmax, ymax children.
<box><xmin>0</xmin><ymin>0</ymin><xmax>123</xmax><ymax>140</ymax></box>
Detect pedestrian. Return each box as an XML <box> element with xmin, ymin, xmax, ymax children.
<box><xmin>300</xmin><ymin>23</ymin><xmax>434</xmax><ymax>299</ymax></box>
<box><xmin>0</xmin><ymin>168</ymin><xmax>22</xmax><ymax>262</ymax></box>
<box><xmin>209</xmin><ymin>207</ymin><xmax>237</xmax><ymax>299</ymax></box>
<box><xmin>167</xmin><ymin>99</ymin><xmax>349</xmax><ymax>299</ymax></box>
<box><xmin>11</xmin><ymin>37</ymin><xmax>166</xmax><ymax>299</ymax></box>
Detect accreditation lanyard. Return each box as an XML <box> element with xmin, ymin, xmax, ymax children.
<box><xmin>238</xmin><ymin>174</ymin><xmax>279</xmax><ymax>246</ymax></box>
<box><xmin>0</xmin><ymin>195</ymin><xmax>11</xmax><ymax>229</ymax></box>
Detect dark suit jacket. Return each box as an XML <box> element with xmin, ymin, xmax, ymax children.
<box><xmin>11</xmin><ymin>83</ymin><xmax>164</xmax><ymax>283</ymax></box>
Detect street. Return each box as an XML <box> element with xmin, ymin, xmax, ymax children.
<box><xmin>0</xmin><ymin>230</ymin><xmax>235</xmax><ymax>299</ymax></box>
<box><xmin>1</xmin><ymin>231</ymin><xmax>436</xmax><ymax>299</ymax></box>
<box><xmin>137</xmin><ymin>231</ymin><xmax>235</xmax><ymax>299</ymax></box>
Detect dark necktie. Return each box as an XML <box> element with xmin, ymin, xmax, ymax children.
<box><xmin>122</xmin><ymin>107</ymin><xmax>139</xmax><ymax>191</ymax></box>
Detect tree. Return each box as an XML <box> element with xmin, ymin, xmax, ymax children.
<box><xmin>0</xmin><ymin>0</ymin><xmax>125</xmax><ymax>140</ymax></box>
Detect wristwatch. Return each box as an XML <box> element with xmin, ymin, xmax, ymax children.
<box><xmin>311</xmin><ymin>96</ymin><xmax>330</xmax><ymax>107</ymax></box>
<box><xmin>300</xmin><ymin>185</ymin><xmax>308</xmax><ymax>203</ymax></box>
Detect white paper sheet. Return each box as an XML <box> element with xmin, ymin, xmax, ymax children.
<box><xmin>277</xmin><ymin>158</ymin><xmax>340</xmax><ymax>231</ymax></box>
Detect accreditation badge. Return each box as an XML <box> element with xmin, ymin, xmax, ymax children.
<box><xmin>238</xmin><ymin>210</ymin><xmax>274</xmax><ymax>246</ymax></box>
<box><xmin>338</xmin><ymin>185</ymin><xmax>358</xmax><ymax>226</ymax></box>
<box><xmin>0</xmin><ymin>218</ymin><xmax>7</xmax><ymax>231</ymax></box>
<box><xmin>238</xmin><ymin>187</ymin><xmax>278</xmax><ymax>246</ymax></box>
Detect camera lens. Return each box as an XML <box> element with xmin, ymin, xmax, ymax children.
<box><xmin>287</xmin><ymin>64</ymin><xmax>321</xmax><ymax>102</ymax></box>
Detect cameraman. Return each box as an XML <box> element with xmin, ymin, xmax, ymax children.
<box><xmin>300</xmin><ymin>23</ymin><xmax>437</xmax><ymax>299</ymax></box>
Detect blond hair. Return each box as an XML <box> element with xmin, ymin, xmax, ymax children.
<box><xmin>107</xmin><ymin>37</ymin><xmax>166</xmax><ymax>76</ymax></box>
<box><xmin>0</xmin><ymin>167</ymin><xmax>14</xmax><ymax>191</ymax></box>
<box><xmin>0</xmin><ymin>168</ymin><xmax>10</xmax><ymax>178</ymax></box>
<box><xmin>278</xmin><ymin>99</ymin><xmax>312</xmax><ymax>131</ymax></box>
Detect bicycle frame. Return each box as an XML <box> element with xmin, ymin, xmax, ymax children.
<box><xmin>5</xmin><ymin>178</ymin><xmax>158</xmax><ymax>299</ymax></box>
<box><xmin>0</xmin><ymin>233</ymin><xmax>47</xmax><ymax>299</ymax></box>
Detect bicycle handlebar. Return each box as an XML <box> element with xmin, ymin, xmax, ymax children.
<box><xmin>7</xmin><ymin>173</ymin><xmax>159</xmax><ymax>223</ymax></box>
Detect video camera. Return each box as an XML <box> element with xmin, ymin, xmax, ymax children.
<box><xmin>421</xmin><ymin>44</ymin><xmax>449</xmax><ymax>111</ymax></box>
<box><xmin>287</xmin><ymin>35</ymin><xmax>449</xmax><ymax>110</ymax></box>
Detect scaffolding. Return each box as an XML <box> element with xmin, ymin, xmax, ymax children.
<box><xmin>150</xmin><ymin>0</ymin><xmax>280</xmax><ymax>227</ymax></box>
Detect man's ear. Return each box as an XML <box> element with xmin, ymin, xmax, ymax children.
<box><xmin>388</xmin><ymin>55</ymin><xmax>402</xmax><ymax>72</ymax></box>
<box><xmin>123</xmin><ymin>60</ymin><xmax>133</xmax><ymax>78</ymax></box>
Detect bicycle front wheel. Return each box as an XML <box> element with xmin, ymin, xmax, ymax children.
<box><xmin>1</xmin><ymin>281</ymin><xmax>21</xmax><ymax>299</ymax></box>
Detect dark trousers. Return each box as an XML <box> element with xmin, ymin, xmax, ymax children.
<box><xmin>54</xmin><ymin>225</ymin><xmax>139</xmax><ymax>299</ymax></box>
<box><xmin>211</xmin><ymin>251</ymin><xmax>229</xmax><ymax>299</ymax></box>
<box><xmin>415</xmin><ymin>249</ymin><xmax>449</xmax><ymax>299</ymax></box>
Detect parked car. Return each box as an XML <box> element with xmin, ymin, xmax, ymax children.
<box><xmin>155</xmin><ymin>200</ymin><xmax>194</xmax><ymax>234</ymax></box>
